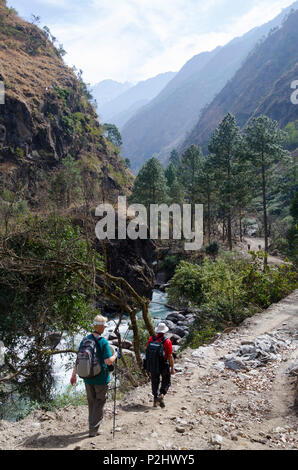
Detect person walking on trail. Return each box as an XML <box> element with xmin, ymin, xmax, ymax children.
<box><xmin>145</xmin><ymin>322</ymin><xmax>175</xmax><ymax>408</ymax></box>
<box><xmin>70</xmin><ymin>314</ymin><xmax>118</xmax><ymax>437</ymax></box>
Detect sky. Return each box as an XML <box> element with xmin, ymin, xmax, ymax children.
<box><xmin>6</xmin><ymin>0</ymin><xmax>297</xmax><ymax>85</ymax></box>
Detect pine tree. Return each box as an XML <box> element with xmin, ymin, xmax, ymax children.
<box><xmin>196</xmin><ymin>156</ymin><xmax>217</xmax><ymax>245</ymax></box>
<box><xmin>165</xmin><ymin>163</ymin><xmax>177</xmax><ymax>189</ymax></box>
<box><xmin>180</xmin><ymin>144</ymin><xmax>203</xmax><ymax>227</ymax></box>
<box><xmin>208</xmin><ymin>114</ymin><xmax>242</xmax><ymax>250</ymax></box>
<box><xmin>246</xmin><ymin>115</ymin><xmax>290</xmax><ymax>266</ymax></box>
<box><xmin>169</xmin><ymin>149</ymin><xmax>180</xmax><ymax>167</ymax></box>
<box><xmin>129</xmin><ymin>157</ymin><xmax>169</xmax><ymax>210</ymax></box>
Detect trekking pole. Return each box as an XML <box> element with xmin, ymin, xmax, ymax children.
<box><xmin>112</xmin><ymin>348</ymin><xmax>120</xmax><ymax>439</ymax></box>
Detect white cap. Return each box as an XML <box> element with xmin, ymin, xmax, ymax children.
<box><xmin>156</xmin><ymin>322</ymin><xmax>169</xmax><ymax>334</ymax></box>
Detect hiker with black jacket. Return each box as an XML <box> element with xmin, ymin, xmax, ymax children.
<box><xmin>70</xmin><ymin>315</ymin><xmax>118</xmax><ymax>437</ymax></box>
<box><xmin>145</xmin><ymin>323</ymin><xmax>175</xmax><ymax>408</ymax></box>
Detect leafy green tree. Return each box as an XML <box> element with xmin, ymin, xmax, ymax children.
<box><xmin>196</xmin><ymin>156</ymin><xmax>217</xmax><ymax>245</ymax></box>
<box><xmin>0</xmin><ymin>189</ymin><xmax>28</xmax><ymax>235</ymax></box>
<box><xmin>284</xmin><ymin>120</ymin><xmax>298</xmax><ymax>151</ymax></box>
<box><xmin>0</xmin><ymin>216</ymin><xmax>103</xmax><ymax>403</ymax></box>
<box><xmin>129</xmin><ymin>157</ymin><xmax>169</xmax><ymax>209</ymax></box>
<box><xmin>165</xmin><ymin>162</ymin><xmax>177</xmax><ymax>188</ymax></box>
<box><xmin>169</xmin><ymin>149</ymin><xmax>180</xmax><ymax>167</ymax></box>
<box><xmin>169</xmin><ymin>176</ymin><xmax>184</xmax><ymax>206</ymax></box>
<box><xmin>180</xmin><ymin>144</ymin><xmax>203</xmax><ymax>227</ymax></box>
<box><xmin>124</xmin><ymin>158</ymin><xmax>131</xmax><ymax>169</ymax></box>
<box><xmin>287</xmin><ymin>191</ymin><xmax>298</xmax><ymax>264</ymax></box>
<box><xmin>246</xmin><ymin>115</ymin><xmax>290</xmax><ymax>266</ymax></box>
<box><xmin>208</xmin><ymin>114</ymin><xmax>243</xmax><ymax>250</ymax></box>
<box><xmin>103</xmin><ymin>123</ymin><xmax>123</xmax><ymax>148</ymax></box>
<box><xmin>50</xmin><ymin>154</ymin><xmax>82</xmax><ymax>208</ymax></box>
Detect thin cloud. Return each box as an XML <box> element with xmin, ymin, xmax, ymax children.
<box><xmin>8</xmin><ymin>0</ymin><xmax>297</xmax><ymax>83</ymax></box>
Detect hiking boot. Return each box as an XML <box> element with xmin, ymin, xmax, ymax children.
<box><xmin>158</xmin><ymin>394</ymin><xmax>165</xmax><ymax>408</ymax></box>
<box><xmin>89</xmin><ymin>429</ymin><xmax>102</xmax><ymax>437</ymax></box>
<box><xmin>153</xmin><ymin>397</ymin><xmax>158</xmax><ymax>407</ymax></box>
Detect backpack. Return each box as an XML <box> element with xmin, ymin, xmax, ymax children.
<box><xmin>76</xmin><ymin>335</ymin><xmax>103</xmax><ymax>379</ymax></box>
<box><xmin>145</xmin><ymin>336</ymin><xmax>167</xmax><ymax>374</ymax></box>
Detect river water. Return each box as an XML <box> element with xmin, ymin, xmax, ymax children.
<box><xmin>52</xmin><ymin>290</ymin><xmax>170</xmax><ymax>394</ymax></box>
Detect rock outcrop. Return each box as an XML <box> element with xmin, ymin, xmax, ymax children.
<box><xmin>0</xmin><ymin>1</ymin><xmax>133</xmax><ymax>200</ymax></box>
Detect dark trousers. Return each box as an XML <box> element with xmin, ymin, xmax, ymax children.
<box><xmin>151</xmin><ymin>364</ymin><xmax>171</xmax><ymax>398</ymax></box>
<box><xmin>85</xmin><ymin>383</ymin><xmax>108</xmax><ymax>434</ymax></box>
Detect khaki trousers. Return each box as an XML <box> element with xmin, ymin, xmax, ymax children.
<box><xmin>85</xmin><ymin>383</ymin><xmax>108</xmax><ymax>434</ymax></box>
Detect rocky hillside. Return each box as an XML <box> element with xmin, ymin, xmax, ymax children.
<box><xmin>0</xmin><ymin>1</ymin><xmax>133</xmax><ymax>201</ymax></box>
<box><xmin>121</xmin><ymin>1</ymin><xmax>298</xmax><ymax>172</ymax></box>
<box><xmin>182</xmin><ymin>7</ymin><xmax>298</xmax><ymax>151</ymax></box>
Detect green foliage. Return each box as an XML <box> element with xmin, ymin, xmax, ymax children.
<box><xmin>124</xmin><ymin>158</ymin><xmax>131</xmax><ymax>169</ymax></box>
<box><xmin>284</xmin><ymin>121</ymin><xmax>298</xmax><ymax>151</ymax></box>
<box><xmin>169</xmin><ymin>149</ymin><xmax>180</xmax><ymax>167</ymax></box>
<box><xmin>180</xmin><ymin>144</ymin><xmax>203</xmax><ymax>207</ymax></box>
<box><xmin>61</xmin><ymin>114</ymin><xmax>75</xmax><ymax>135</ymax></box>
<box><xmin>246</xmin><ymin>115</ymin><xmax>291</xmax><ymax>261</ymax></box>
<box><xmin>0</xmin><ymin>188</ymin><xmax>28</xmax><ymax>234</ymax></box>
<box><xmin>0</xmin><ymin>215</ymin><xmax>104</xmax><ymax>402</ymax></box>
<box><xmin>208</xmin><ymin>113</ymin><xmax>247</xmax><ymax>249</ymax></box>
<box><xmin>103</xmin><ymin>123</ymin><xmax>123</xmax><ymax>148</ymax></box>
<box><xmin>287</xmin><ymin>191</ymin><xmax>298</xmax><ymax>264</ymax></box>
<box><xmin>184</xmin><ymin>317</ymin><xmax>221</xmax><ymax>350</ymax></box>
<box><xmin>50</xmin><ymin>155</ymin><xmax>82</xmax><ymax>208</ymax></box>
<box><xmin>158</xmin><ymin>254</ymin><xmax>184</xmax><ymax>279</ymax></box>
<box><xmin>54</xmin><ymin>85</ymin><xmax>71</xmax><ymax>105</ymax></box>
<box><xmin>42</xmin><ymin>385</ymin><xmax>87</xmax><ymax>411</ymax></box>
<box><xmin>205</xmin><ymin>242</ymin><xmax>219</xmax><ymax>258</ymax></box>
<box><xmin>167</xmin><ymin>253</ymin><xmax>298</xmax><ymax>325</ymax></box>
<box><xmin>243</xmin><ymin>251</ymin><xmax>297</xmax><ymax>307</ymax></box>
<box><xmin>135</xmin><ymin>320</ymin><xmax>149</xmax><ymax>354</ymax></box>
<box><xmin>129</xmin><ymin>157</ymin><xmax>169</xmax><ymax>209</ymax></box>
<box><xmin>167</xmin><ymin>261</ymin><xmax>205</xmax><ymax>308</ymax></box>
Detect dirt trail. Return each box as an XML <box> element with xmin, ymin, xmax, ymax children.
<box><xmin>241</xmin><ymin>237</ymin><xmax>285</xmax><ymax>266</ymax></box>
<box><xmin>0</xmin><ymin>290</ymin><xmax>297</xmax><ymax>451</ymax></box>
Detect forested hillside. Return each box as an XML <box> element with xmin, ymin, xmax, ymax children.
<box><xmin>183</xmin><ymin>7</ymin><xmax>298</xmax><ymax>151</ymax></box>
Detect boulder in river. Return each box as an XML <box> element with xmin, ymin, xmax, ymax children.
<box><xmin>166</xmin><ymin>312</ymin><xmax>185</xmax><ymax>322</ymax></box>
<box><xmin>164</xmin><ymin>320</ymin><xmax>176</xmax><ymax>330</ymax></box>
<box><xmin>172</xmin><ymin>327</ymin><xmax>187</xmax><ymax>338</ymax></box>
<box><xmin>167</xmin><ymin>334</ymin><xmax>182</xmax><ymax>345</ymax></box>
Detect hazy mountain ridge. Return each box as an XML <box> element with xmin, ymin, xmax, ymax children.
<box><xmin>97</xmin><ymin>72</ymin><xmax>177</xmax><ymax>128</ymax></box>
<box><xmin>92</xmin><ymin>79</ymin><xmax>133</xmax><ymax>108</ymax></box>
<box><xmin>182</xmin><ymin>6</ymin><xmax>298</xmax><ymax>151</ymax></box>
<box><xmin>121</xmin><ymin>1</ymin><xmax>298</xmax><ymax>172</ymax></box>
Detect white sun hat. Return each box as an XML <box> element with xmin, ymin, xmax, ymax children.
<box><xmin>156</xmin><ymin>322</ymin><xmax>169</xmax><ymax>334</ymax></box>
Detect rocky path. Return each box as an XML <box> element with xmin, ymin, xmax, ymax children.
<box><xmin>241</xmin><ymin>237</ymin><xmax>286</xmax><ymax>266</ymax></box>
<box><xmin>0</xmin><ymin>290</ymin><xmax>297</xmax><ymax>451</ymax></box>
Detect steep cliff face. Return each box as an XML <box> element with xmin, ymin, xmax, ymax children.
<box><xmin>0</xmin><ymin>1</ymin><xmax>133</xmax><ymax>199</ymax></box>
<box><xmin>182</xmin><ymin>8</ymin><xmax>298</xmax><ymax>151</ymax></box>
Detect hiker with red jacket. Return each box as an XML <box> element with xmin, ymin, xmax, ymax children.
<box><xmin>145</xmin><ymin>322</ymin><xmax>175</xmax><ymax>408</ymax></box>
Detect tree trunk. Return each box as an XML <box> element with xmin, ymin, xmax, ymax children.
<box><xmin>207</xmin><ymin>189</ymin><xmax>211</xmax><ymax>245</ymax></box>
<box><xmin>261</xmin><ymin>153</ymin><xmax>268</xmax><ymax>268</ymax></box>
<box><xmin>227</xmin><ymin>160</ymin><xmax>232</xmax><ymax>251</ymax></box>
